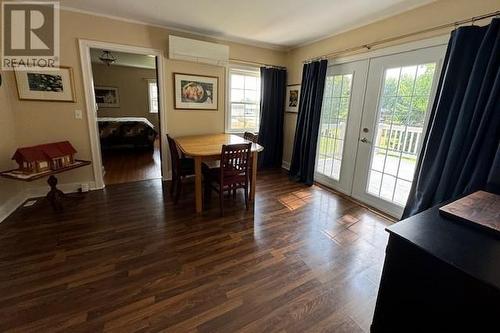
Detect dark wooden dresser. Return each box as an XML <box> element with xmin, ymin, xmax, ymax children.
<box><xmin>371</xmin><ymin>206</ymin><xmax>500</xmax><ymax>333</ymax></box>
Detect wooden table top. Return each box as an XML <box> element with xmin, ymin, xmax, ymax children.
<box><xmin>175</xmin><ymin>133</ymin><xmax>263</xmax><ymax>157</ymax></box>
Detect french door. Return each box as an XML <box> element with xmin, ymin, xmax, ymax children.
<box><xmin>315</xmin><ymin>60</ymin><xmax>368</xmax><ymax>195</ymax></box>
<box><xmin>315</xmin><ymin>45</ymin><xmax>446</xmax><ymax>217</ymax></box>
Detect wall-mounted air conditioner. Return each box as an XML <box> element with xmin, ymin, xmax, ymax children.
<box><xmin>168</xmin><ymin>35</ymin><xmax>229</xmax><ymax>66</ymax></box>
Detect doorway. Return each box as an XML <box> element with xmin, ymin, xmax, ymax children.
<box><xmin>315</xmin><ymin>44</ymin><xmax>446</xmax><ymax>217</ymax></box>
<box><xmin>79</xmin><ymin>40</ymin><xmax>167</xmax><ymax>189</ymax></box>
<box><xmin>90</xmin><ymin>49</ymin><xmax>161</xmax><ymax>185</ymax></box>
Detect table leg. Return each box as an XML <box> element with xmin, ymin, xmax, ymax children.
<box><xmin>194</xmin><ymin>156</ymin><xmax>203</xmax><ymax>213</ymax></box>
<box><xmin>45</xmin><ymin>175</ymin><xmax>86</xmax><ymax>212</ymax></box>
<box><xmin>46</xmin><ymin>175</ymin><xmax>64</xmax><ymax>211</ymax></box>
<box><xmin>250</xmin><ymin>152</ymin><xmax>258</xmax><ymax>202</ymax></box>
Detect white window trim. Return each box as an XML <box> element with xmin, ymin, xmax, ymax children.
<box><xmin>147</xmin><ymin>79</ymin><xmax>158</xmax><ymax>113</ymax></box>
<box><xmin>225</xmin><ymin>64</ymin><xmax>261</xmax><ymax>133</ymax></box>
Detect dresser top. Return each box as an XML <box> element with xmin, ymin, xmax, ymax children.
<box><xmin>387</xmin><ymin>205</ymin><xmax>500</xmax><ymax>290</ymax></box>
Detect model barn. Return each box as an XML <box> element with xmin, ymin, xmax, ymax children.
<box><xmin>12</xmin><ymin>141</ymin><xmax>77</xmax><ymax>174</ymax></box>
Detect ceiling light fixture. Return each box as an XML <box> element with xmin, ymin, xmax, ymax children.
<box><xmin>99</xmin><ymin>50</ymin><xmax>117</xmax><ymax>66</ymax></box>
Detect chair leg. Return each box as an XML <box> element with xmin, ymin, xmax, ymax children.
<box><xmin>248</xmin><ymin>168</ymin><xmax>252</xmax><ymax>197</ymax></box>
<box><xmin>219</xmin><ymin>186</ymin><xmax>224</xmax><ymax>217</ymax></box>
<box><xmin>204</xmin><ymin>179</ymin><xmax>208</xmax><ymax>201</ymax></box>
<box><xmin>174</xmin><ymin>178</ymin><xmax>182</xmax><ymax>204</ymax></box>
<box><xmin>170</xmin><ymin>178</ymin><xmax>176</xmax><ymax>198</ymax></box>
<box><xmin>244</xmin><ymin>184</ymin><xmax>249</xmax><ymax>211</ymax></box>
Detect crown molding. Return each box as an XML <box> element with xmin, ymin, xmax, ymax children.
<box><xmin>60</xmin><ymin>6</ymin><xmax>289</xmax><ymax>52</ymax></box>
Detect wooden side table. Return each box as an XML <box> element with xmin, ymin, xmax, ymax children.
<box><xmin>1</xmin><ymin>160</ymin><xmax>91</xmax><ymax>211</ymax></box>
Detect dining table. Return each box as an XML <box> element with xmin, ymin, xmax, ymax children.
<box><xmin>174</xmin><ymin>133</ymin><xmax>264</xmax><ymax>213</ymax></box>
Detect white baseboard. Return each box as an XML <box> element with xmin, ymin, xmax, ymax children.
<box><xmin>162</xmin><ymin>170</ymin><xmax>172</xmax><ymax>181</ymax></box>
<box><xmin>282</xmin><ymin>160</ymin><xmax>291</xmax><ymax>170</ymax></box>
<box><xmin>0</xmin><ymin>191</ymin><xmax>28</xmax><ymax>224</ymax></box>
<box><xmin>0</xmin><ymin>181</ymin><xmax>99</xmax><ymax>223</ymax></box>
<box><xmin>25</xmin><ymin>181</ymin><xmax>98</xmax><ymax>198</ymax></box>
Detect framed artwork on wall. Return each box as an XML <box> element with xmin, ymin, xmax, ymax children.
<box><xmin>94</xmin><ymin>86</ymin><xmax>120</xmax><ymax>108</ymax></box>
<box><xmin>285</xmin><ymin>84</ymin><xmax>301</xmax><ymax>113</ymax></box>
<box><xmin>174</xmin><ymin>73</ymin><xmax>218</xmax><ymax>110</ymax></box>
<box><xmin>14</xmin><ymin>66</ymin><xmax>76</xmax><ymax>102</ymax></box>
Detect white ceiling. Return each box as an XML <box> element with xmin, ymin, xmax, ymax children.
<box><xmin>62</xmin><ymin>0</ymin><xmax>435</xmax><ymax>49</ymax></box>
<box><xmin>90</xmin><ymin>49</ymin><xmax>156</xmax><ymax>69</ymax></box>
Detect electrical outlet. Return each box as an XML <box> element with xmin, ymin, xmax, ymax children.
<box><xmin>23</xmin><ymin>199</ymin><xmax>37</xmax><ymax>207</ymax></box>
<box><xmin>81</xmin><ymin>183</ymin><xmax>90</xmax><ymax>192</ymax></box>
<box><xmin>75</xmin><ymin>109</ymin><xmax>83</xmax><ymax>119</ymax></box>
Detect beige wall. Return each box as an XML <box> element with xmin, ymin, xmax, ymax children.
<box><xmin>0</xmin><ymin>71</ymin><xmax>24</xmax><ymax>209</ymax></box>
<box><xmin>282</xmin><ymin>0</ymin><xmax>500</xmax><ymax>164</ymax></box>
<box><xmin>0</xmin><ymin>8</ymin><xmax>287</xmax><ymax>194</ymax></box>
<box><xmin>166</xmin><ymin>61</ymin><xmax>226</xmax><ymax>136</ymax></box>
<box><xmin>92</xmin><ymin>63</ymin><xmax>159</xmax><ymax>129</ymax></box>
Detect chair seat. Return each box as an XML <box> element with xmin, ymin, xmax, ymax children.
<box><xmin>203</xmin><ymin>167</ymin><xmax>247</xmax><ymax>186</ymax></box>
<box><xmin>202</xmin><ymin>160</ymin><xmax>220</xmax><ymax>170</ymax></box>
<box><xmin>180</xmin><ymin>158</ymin><xmax>195</xmax><ymax>175</ymax></box>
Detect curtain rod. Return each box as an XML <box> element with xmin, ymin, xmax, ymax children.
<box><xmin>229</xmin><ymin>58</ymin><xmax>286</xmax><ymax>70</ymax></box>
<box><xmin>303</xmin><ymin>10</ymin><xmax>500</xmax><ymax>63</ymax></box>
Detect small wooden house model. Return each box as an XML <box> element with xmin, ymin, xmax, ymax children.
<box><xmin>12</xmin><ymin>141</ymin><xmax>77</xmax><ymax>174</ymax></box>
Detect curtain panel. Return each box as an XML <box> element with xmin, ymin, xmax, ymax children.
<box><xmin>403</xmin><ymin>19</ymin><xmax>500</xmax><ymax>218</ymax></box>
<box><xmin>258</xmin><ymin>67</ymin><xmax>287</xmax><ymax>169</ymax></box>
<box><xmin>289</xmin><ymin>60</ymin><xmax>328</xmax><ymax>185</ymax></box>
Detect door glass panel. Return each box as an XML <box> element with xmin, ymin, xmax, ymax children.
<box><xmin>317</xmin><ymin>74</ymin><xmax>353</xmax><ymax>181</ymax></box>
<box><xmin>366</xmin><ymin>63</ymin><xmax>436</xmax><ymax>205</ymax></box>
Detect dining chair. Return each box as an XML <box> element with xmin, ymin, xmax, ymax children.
<box><xmin>243</xmin><ymin>131</ymin><xmax>258</xmax><ymax>143</ymax></box>
<box><xmin>203</xmin><ymin>143</ymin><xmax>252</xmax><ymax>216</ymax></box>
<box><xmin>243</xmin><ymin>131</ymin><xmax>258</xmax><ymax>195</ymax></box>
<box><xmin>167</xmin><ymin>134</ymin><xmax>195</xmax><ymax>204</ymax></box>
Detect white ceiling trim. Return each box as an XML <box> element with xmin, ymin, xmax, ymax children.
<box><xmin>60</xmin><ymin>6</ymin><xmax>289</xmax><ymax>51</ymax></box>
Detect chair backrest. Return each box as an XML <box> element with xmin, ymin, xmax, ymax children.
<box><xmin>243</xmin><ymin>131</ymin><xmax>258</xmax><ymax>143</ymax></box>
<box><xmin>220</xmin><ymin>143</ymin><xmax>252</xmax><ymax>181</ymax></box>
<box><xmin>167</xmin><ymin>134</ymin><xmax>180</xmax><ymax>177</ymax></box>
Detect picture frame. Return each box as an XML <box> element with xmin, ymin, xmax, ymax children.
<box><xmin>94</xmin><ymin>86</ymin><xmax>120</xmax><ymax>108</ymax></box>
<box><xmin>14</xmin><ymin>66</ymin><xmax>76</xmax><ymax>102</ymax></box>
<box><xmin>174</xmin><ymin>73</ymin><xmax>218</xmax><ymax>110</ymax></box>
<box><xmin>285</xmin><ymin>84</ymin><xmax>301</xmax><ymax>113</ymax></box>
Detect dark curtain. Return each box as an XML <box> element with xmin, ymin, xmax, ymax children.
<box><xmin>289</xmin><ymin>60</ymin><xmax>328</xmax><ymax>185</ymax></box>
<box><xmin>258</xmin><ymin>67</ymin><xmax>287</xmax><ymax>169</ymax></box>
<box><xmin>403</xmin><ymin>19</ymin><xmax>500</xmax><ymax>218</ymax></box>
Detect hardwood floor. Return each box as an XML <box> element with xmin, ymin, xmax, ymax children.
<box><xmin>101</xmin><ymin>140</ymin><xmax>162</xmax><ymax>185</ymax></box>
<box><xmin>0</xmin><ymin>169</ymin><xmax>392</xmax><ymax>332</ymax></box>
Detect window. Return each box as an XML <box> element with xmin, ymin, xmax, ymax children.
<box><xmin>148</xmin><ymin>80</ymin><xmax>158</xmax><ymax>113</ymax></box>
<box><xmin>227</xmin><ymin>67</ymin><xmax>261</xmax><ymax>132</ymax></box>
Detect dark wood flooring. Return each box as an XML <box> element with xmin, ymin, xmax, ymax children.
<box><xmin>0</xmin><ymin>169</ymin><xmax>392</xmax><ymax>332</ymax></box>
<box><xmin>101</xmin><ymin>140</ymin><xmax>162</xmax><ymax>185</ymax></box>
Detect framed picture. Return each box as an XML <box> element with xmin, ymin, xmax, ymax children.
<box><xmin>94</xmin><ymin>86</ymin><xmax>120</xmax><ymax>108</ymax></box>
<box><xmin>285</xmin><ymin>84</ymin><xmax>301</xmax><ymax>113</ymax></box>
<box><xmin>174</xmin><ymin>73</ymin><xmax>218</xmax><ymax>110</ymax></box>
<box><xmin>14</xmin><ymin>66</ymin><xmax>76</xmax><ymax>102</ymax></box>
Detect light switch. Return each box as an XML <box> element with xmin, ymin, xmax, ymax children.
<box><xmin>75</xmin><ymin>109</ymin><xmax>83</xmax><ymax>119</ymax></box>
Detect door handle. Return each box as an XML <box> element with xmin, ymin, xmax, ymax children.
<box><xmin>360</xmin><ymin>137</ymin><xmax>369</xmax><ymax>143</ymax></box>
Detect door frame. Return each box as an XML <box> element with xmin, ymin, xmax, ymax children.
<box><xmin>351</xmin><ymin>44</ymin><xmax>447</xmax><ymax>218</ymax></box>
<box><xmin>329</xmin><ymin>35</ymin><xmax>449</xmax><ymax>65</ymax></box>
<box><xmin>78</xmin><ymin>39</ymin><xmax>168</xmax><ymax>189</ymax></box>
<box><xmin>313</xmin><ymin>35</ymin><xmax>450</xmax><ymax>218</ymax></box>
